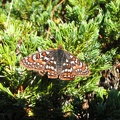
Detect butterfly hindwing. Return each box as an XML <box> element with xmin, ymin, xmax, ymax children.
<box><xmin>45</xmin><ymin>60</ymin><xmax>58</xmax><ymax>79</ymax></box>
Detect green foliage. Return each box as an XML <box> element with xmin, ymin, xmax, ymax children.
<box><xmin>0</xmin><ymin>0</ymin><xmax>119</xmax><ymax>119</ymax></box>
<box><xmin>0</xmin><ymin>83</ymin><xmax>14</xmax><ymax>97</ymax></box>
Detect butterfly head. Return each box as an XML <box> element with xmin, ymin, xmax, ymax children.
<box><xmin>58</xmin><ymin>45</ymin><xmax>64</xmax><ymax>50</ymax></box>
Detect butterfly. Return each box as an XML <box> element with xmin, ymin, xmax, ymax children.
<box><xmin>20</xmin><ymin>46</ymin><xmax>90</xmax><ymax>80</ymax></box>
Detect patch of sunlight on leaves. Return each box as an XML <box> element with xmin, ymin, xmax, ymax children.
<box><xmin>0</xmin><ymin>83</ymin><xmax>14</xmax><ymax>97</ymax></box>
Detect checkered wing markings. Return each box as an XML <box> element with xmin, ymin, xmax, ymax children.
<box><xmin>20</xmin><ymin>50</ymin><xmax>55</xmax><ymax>76</ymax></box>
<box><xmin>45</xmin><ymin>60</ymin><xmax>58</xmax><ymax>79</ymax></box>
<box><xmin>59</xmin><ymin>51</ymin><xmax>90</xmax><ymax>80</ymax></box>
<box><xmin>59</xmin><ymin>62</ymin><xmax>75</xmax><ymax>80</ymax></box>
<box><xmin>20</xmin><ymin>47</ymin><xmax>90</xmax><ymax>80</ymax></box>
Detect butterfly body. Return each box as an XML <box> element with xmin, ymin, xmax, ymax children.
<box><xmin>20</xmin><ymin>46</ymin><xmax>90</xmax><ymax>80</ymax></box>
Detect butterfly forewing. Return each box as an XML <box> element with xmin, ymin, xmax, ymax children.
<box><xmin>20</xmin><ymin>47</ymin><xmax>90</xmax><ymax>80</ymax></box>
<box><xmin>20</xmin><ymin>50</ymin><xmax>54</xmax><ymax>75</ymax></box>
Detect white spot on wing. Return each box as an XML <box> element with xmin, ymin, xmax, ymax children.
<box><xmin>70</xmin><ymin>55</ymin><xmax>73</xmax><ymax>58</ymax></box>
<box><xmin>40</xmin><ymin>64</ymin><xmax>43</xmax><ymax>67</ymax></box>
<box><xmin>63</xmin><ymin>63</ymin><xmax>66</xmax><ymax>66</ymax></box>
<box><xmin>75</xmin><ymin>59</ymin><xmax>78</xmax><ymax>63</ymax></box>
<box><xmin>51</xmin><ymin>57</ymin><xmax>54</xmax><ymax>60</ymax></box>
<box><xmin>50</xmin><ymin>66</ymin><xmax>54</xmax><ymax>70</ymax></box>
<box><xmin>25</xmin><ymin>57</ymin><xmax>28</xmax><ymax>60</ymax></box>
<box><xmin>68</xmin><ymin>75</ymin><xmax>70</xmax><ymax>77</ymax></box>
<box><xmin>37</xmin><ymin>63</ymin><xmax>40</xmax><ymax>65</ymax></box>
<box><xmin>46</xmin><ymin>51</ymin><xmax>50</xmax><ymax>54</ymax></box>
<box><xmin>32</xmin><ymin>55</ymin><xmax>37</xmax><ymax>60</ymax></box>
<box><xmin>44</xmin><ymin>56</ymin><xmax>49</xmax><ymax>61</ymax></box>
<box><xmin>46</xmin><ymin>65</ymin><xmax>49</xmax><ymax>69</ymax></box>
<box><xmin>65</xmin><ymin>69</ymin><xmax>68</xmax><ymax>72</ymax></box>
<box><xmin>80</xmin><ymin>62</ymin><xmax>83</xmax><ymax>67</ymax></box>
<box><xmin>71</xmin><ymin>61</ymin><xmax>75</xmax><ymax>64</ymax></box>
<box><xmin>54</xmin><ymin>61</ymin><xmax>56</xmax><ymax>64</ymax></box>
<box><xmin>51</xmin><ymin>61</ymin><xmax>56</xmax><ymax>64</ymax></box>
<box><xmin>66</xmin><ymin>59</ymin><xmax>69</xmax><ymax>62</ymax></box>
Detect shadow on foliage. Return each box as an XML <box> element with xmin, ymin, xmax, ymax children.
<box><xmin>25</xmin><ymin>74</ymin><xmax>70</xmax><ymax>120</ymax></box>
<box><xmin>88</xmin><ymin>89</ymin><xmax>120</xmax><ymax>120</ymax></box>
<box><xmin>0</xmin><ymin>92</ymin><xmax>26</xmax><ymax>120</ymax></box>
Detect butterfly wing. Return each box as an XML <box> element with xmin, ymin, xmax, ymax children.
<box><xmin>45</xmin><ymin>60</ymin><xmax>58</xmax><ymax>79</ymax></box>
<box><xmin>59</xmin><ymin>62</ymin><xmax>75</xmax><ymax>80</ymax></box>
<box><xmin>20</xmin><ymin>47</ymin><xmax>90</xmax><ymax>80</ymax></box>
<box><xmin>20</xmin><ymin>49</ymin><xmax>55</xmax><ymax>76</ymax></box>
<box><xmin>59</xmin><ymin>51</ymin><xmax>90</xmax><ymax>80</ymax></box>
<box><xmin>65</xmin><ymin>51</ymin><xmax>90</xmax><ymax>76</ymax></box>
